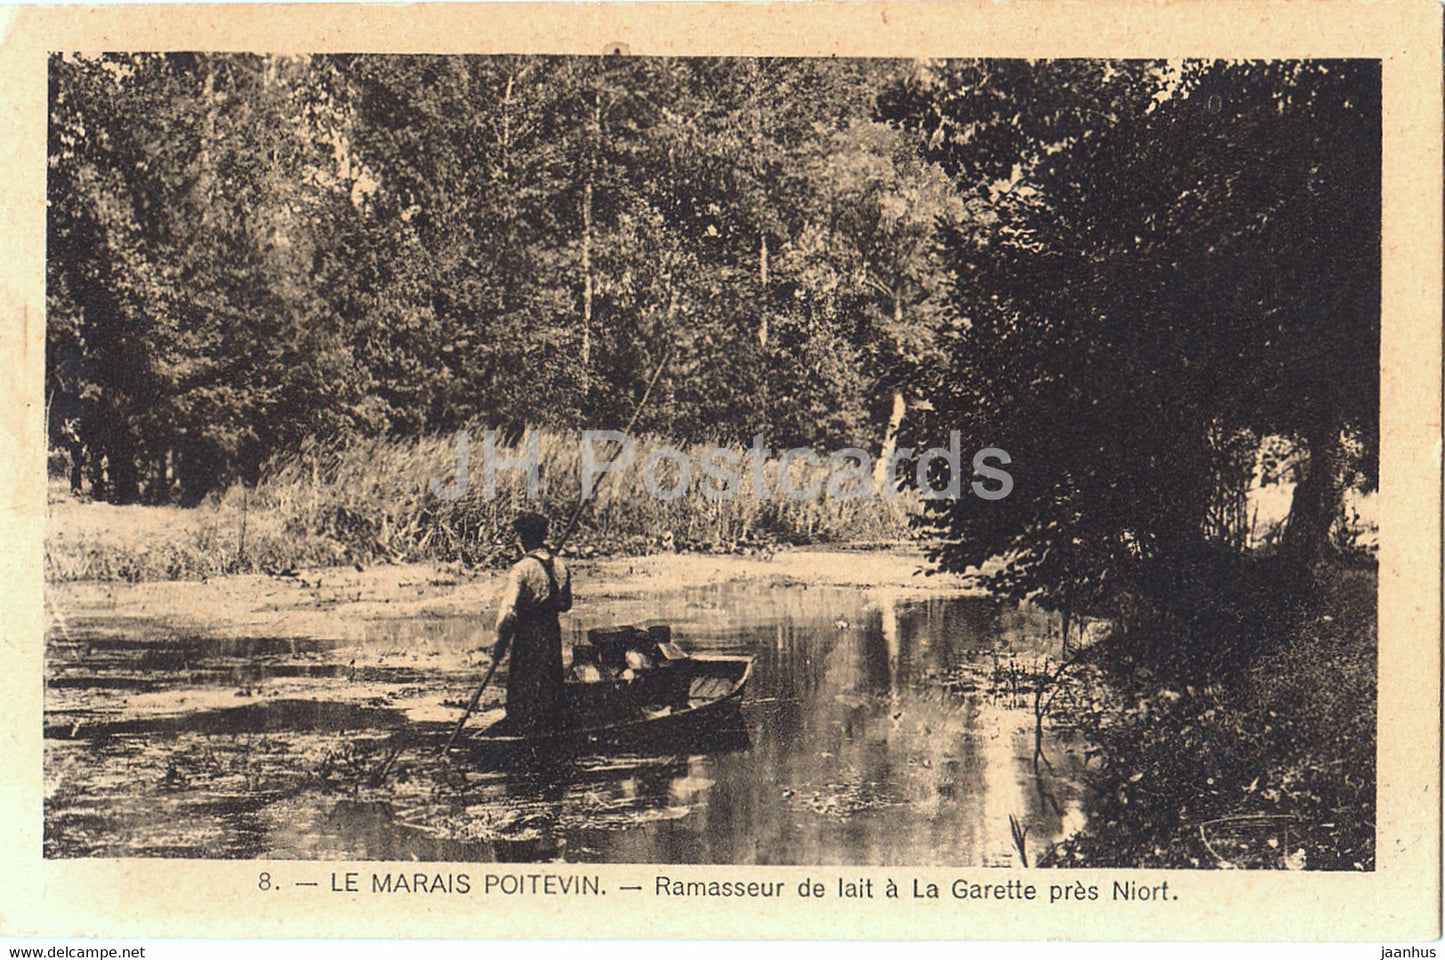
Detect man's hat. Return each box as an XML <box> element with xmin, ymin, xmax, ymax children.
<box><xmin>511</xmin><ymin>511</ymin><xmax>549</xmax><ymax>544</ymax></box>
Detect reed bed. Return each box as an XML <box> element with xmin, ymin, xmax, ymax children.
<box><xmin>47</xmin><ymin>428</ymin><xmax>919</xmax><ymax>582</ymax></box>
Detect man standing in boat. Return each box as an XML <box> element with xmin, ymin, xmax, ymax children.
<box><xmin>489</xmin><ymin>511</ymin><xmax>572</xmax><ymax>735</ymax></box>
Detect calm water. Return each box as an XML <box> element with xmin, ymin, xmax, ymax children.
<box><xmin>45</xmin><ymin>581</ymin><xmax>1091</xmax><ymax>865</ymax></box>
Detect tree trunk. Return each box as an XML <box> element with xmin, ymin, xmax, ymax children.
<box><xmin>105</xmin><ymin>431</ymin><xmax>140</xmax><ymax>505</ymax></box>
<box><xmin>758</xmin><ymin>231</ymin><xmax>770</xmax><ymax>433</ymax></box>
<box><xmin>497</xmin><ymin>71</ymin><xmax>517</xmax><ymax>313</ymax></box>
<box><xmin>581</xmin><ymin>83</ymin><xmax>600</xmax><ymax>398</ymax></box>
<box><xmin>872</xmin><ymin>291</ymin><xmax>908</xmax><ymax>491</ymax></box>
<box><xmin>67</xmin><ymin>438</ymin><xmax>85</xmax><ymax>495</ymax></box>
<box><xmin>1060</xmin><ymin>596</ymin><xmax>1072</xmax><ymax>659</ymax></box>
<box><xmin>873</xmin><ymin>388</ymin><xmax>907</xmax><ymax>492</ymax></box>
<box><xmin>749</xmin><ymin>59</ymin><xmax>770</xmax><ymax>435</ymax></box>
<box><xmin>758</xmin><ymin>231</ymin><xmax>769</xmax><ymax>348</ymax></box>
<box><xmin>581</xmin><ymin>179</ymin><xmax>593</xmax><ymax>395</ymax></box>
<box><xmin>1280</xmin><ymin>417</ymin><xmax>1344</xmax><ymax>563</ymax></box>
<box><xmin>198</xmin><ymin>55</ymin><xmax>216</xmax><ymax>219</ymax></box>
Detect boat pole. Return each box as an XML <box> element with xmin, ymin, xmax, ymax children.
<box><xmin>441</xmin><ymin>655</ymin><xmax>504</xmax><ymax>754</ymax></box>
<box><xmin>441</xmin><ymin>342</ymin><xmax>673</xmax><ymax>755</ymax></box>
<box><xmin>554</xmin><ymin>340</ymin><xmax>673</xmax><ymax>548</ymax></box>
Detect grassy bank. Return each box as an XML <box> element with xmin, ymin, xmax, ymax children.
<box><xmin>47</xmin><ymin>429</ymin><xmax>918</xmax><ymax>582</ymax></box>
<box><xmin>1041</xmin><ymin>562</ymin><xmax>1376</xmax><ymax>870</ymax></box>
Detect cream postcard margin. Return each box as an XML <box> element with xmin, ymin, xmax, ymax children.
<box><xmin>0</xmin><ymin>1</ymin><xmax>1438</xmax><ymax>940</ymax></box>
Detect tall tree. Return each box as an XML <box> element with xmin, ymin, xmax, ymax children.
<box><xmin>49</xmin><ymin>53</ymin><xmax>361</xmax><ymax>502</ymax></box>
<box><xmin>879</xmin><ymin>59</ymin><xmax>1379</xmax><ymax>615</ymax></box>
<box><xmin>814</xmin><ymin>119</ymin><xmax>962</xmax><ymax>483</ymax></box>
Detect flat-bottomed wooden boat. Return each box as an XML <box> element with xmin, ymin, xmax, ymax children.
<box><xmin>451</xmin><ymin>652</ymin><xmax>752</xmax><ymax>766</ymax></box>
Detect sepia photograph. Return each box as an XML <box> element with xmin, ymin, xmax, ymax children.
<box><xmin>40</xmin><ymin>50</ymin><xmax>1387</xmax><ymax>873</ymax></box>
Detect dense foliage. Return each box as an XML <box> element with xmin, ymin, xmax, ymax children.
<box><xmin>878</xmin><ymin>59</ymin><xmax>1379</xmax><ymax>618</ymax></box>
<box><xmin>48</xmin><ymin>54</ymin><xmax>951</xmax><ymax>504</ymax></box>
<box><xmin>47</xmin><ymin>57</ymin><xmax>1381</xmax><ymax>871</ymax></box>
<box><xmin>49</xmin><ymin>56</ymin><xmax>1378</xmax><ymax>586</ymax></box>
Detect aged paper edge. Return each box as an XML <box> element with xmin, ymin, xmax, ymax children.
<box><xmin>0</xmin><ymin>1</ymin><xmax>1439</xmax><ymax>941</ymax></box>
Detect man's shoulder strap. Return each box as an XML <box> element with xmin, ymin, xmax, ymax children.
<box><xmin>524</xmin><ymin>551</ymin><xmax>561</xmax><ymax>605</ymax></box>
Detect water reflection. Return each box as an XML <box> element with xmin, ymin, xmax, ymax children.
<box><xmin>595</xmin><ymin>586</ymin><xmax>1091</xmax><ymax>866</ymax></box>
<box><xmin>46</xmin><ymin>581</ymin><xmax>1090</xmax><ymax>864</ymax></box>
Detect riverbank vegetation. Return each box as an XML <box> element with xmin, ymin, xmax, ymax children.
<box><xmin>1040</xmin><ymin>563</ymin><xmax>1375</xmax><ymax>870</ymax></box>
<box><xmin>877</xmin><ymin>61</ymin><xmax>1379</xmax><ymax>869</ymax></box>
<box><xmin>48</xmin><ymin>56</ymin><xmax>1380</xmax><ymax>868</ymax></box>
<box><xmin>46</xmin><ymin>428</ymin><xmax>916</xmax><ymax>581</ymax></box>
<box><xmin>48</xmin><ymin>56</ymin><xmax>957</xmax><ymax>506</ymax></box>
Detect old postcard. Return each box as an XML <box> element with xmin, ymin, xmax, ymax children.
<box><xmin>0</xmin><ymin>0</ymin><xmax>1439</xmax><ymax>942</ymax></box>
